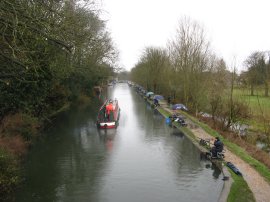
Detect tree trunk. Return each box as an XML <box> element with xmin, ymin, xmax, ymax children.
<box><xmin>251</xmin><ymin>84</ymin><xmax>254</xmax><ymax>96</ymax></box>
<box><xmin>153</xmin><ymin>82</ymin><xmax>157</xmax><ymax>93</ymax></box>
<box><xmin>265</xmin><ymin>81</ymin><xmax>268</xmax><ymax>97</ymax></box>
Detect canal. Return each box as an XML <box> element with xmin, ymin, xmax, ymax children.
<box><xmin>15</xmin><ymin>83</ymin><xmax>224</xmax><ymax>202</ymax></box>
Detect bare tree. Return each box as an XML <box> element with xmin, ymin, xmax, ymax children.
<box><xmin>131</xmin><ymin>47</ymin><xmax>169</xmax><ymax>93</ymax></box>
<box><xmin>168</xmin><ymin>17</ymin><xmax>211</xmax><ymax>114</ymax></box>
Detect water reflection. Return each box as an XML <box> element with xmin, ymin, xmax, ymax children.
<box><xmin>98</xmin><ymin>129</ymin><xmax>117</xmax><ymax>152</ymax></box>
<box><xmin>16</xmin><ymin>83</ymin><xmax>223</xmax><ymax>202</ymax></box>
<box><xmin>205</xmin><ymin>162</ymin><xmax>222</xmax><ymax>179</ymax></box>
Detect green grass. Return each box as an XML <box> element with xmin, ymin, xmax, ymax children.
<box><xmin>234</xmin><ymin>88</ymin><xmax>270</xmax><ymax>118</ymax></box>
<box><xmin>157</xmin><ymin>107</ymin><xmax>171</xmax><ymax>117</ymax></box>
<box><xmin>244</xmin><ymin>95</ymin><xmax>270</xmax><ymax>131</ymax></box>
<box><xmin>233</xmin><ymin>88</ymin><xmax>270</xmax><ymax>144</ymax></box>
<box><xmin>227</xmin><ymin>170</ymin><xmax>255</xmax><ymax>202</ymax></box>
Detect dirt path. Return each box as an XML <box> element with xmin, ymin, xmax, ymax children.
<box><xmin>190</xmin><ymin>124</ymin><xmax>270</xmax><ymax>202</ymax></box>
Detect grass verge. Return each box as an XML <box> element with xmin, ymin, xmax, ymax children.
<box><xmin>227</xmin><ymin>170</ymin><xmax>255</xmax><ymax>202</ymax></box>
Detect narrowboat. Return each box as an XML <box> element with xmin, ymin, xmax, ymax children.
<box><xmin>96</xmin><ymin>99</ymin><xmax>120</xmax><ymax>129</ymax></box>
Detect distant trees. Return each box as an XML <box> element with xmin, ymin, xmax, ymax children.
<box><xmin>131</xmin><ymin>18</ymin><xmax>269</xmax><ymax>135</ymax></box>
<box><xmin>132</xmin><ymin>18</ymin><xmax>220</xmax><ymax>114</ymax></box>
<box><xmin>0</xmin><ymin>0</ymin><xmax>117</xmax><ymax>119</ymax></box>
<box><xmin>131</xmin><ymin>47</ymin><xmax>170</xmax><ymax>93</ymax></box>
<box><xmin>130</xmin><ymin>17</ymin><xmax>250</xmax><ymax>131</ymax></box>
<box><xmin>243</xmin><ymin>51</ymin><xmax>270</xmax><ymax>96</ymax></box>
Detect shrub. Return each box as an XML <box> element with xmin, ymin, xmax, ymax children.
<box><xmin>0</xmin><ymin>113</ymin><xmax>39</xmax><ymax>141</ymax></box>
<box><xmin>0</xmin><ymin>149</ymin><xmax>20</xmax><ymax>201</ymax></box>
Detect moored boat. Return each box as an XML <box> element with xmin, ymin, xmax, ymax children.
<box><xmin>96</xmin><ymin>99</ymin><xmax>120</xmax><ymax>129</ymax></box>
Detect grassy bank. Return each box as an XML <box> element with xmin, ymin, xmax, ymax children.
<box><xmin>234</xmin><ymin>88</ymin><xmax>270</xmax><ymax>133</ymax></box>
<box><xmin>153</xmin><ymin>102</ymin><xmax>256</xmax><ymax>202</ymax></box>
<box><xmin>227</xmin><ymin>170</ymin><xmax>255</xmax><ymax>202</ymax></box>
<box><xmin>234</xmin><ymin>88</ymin><xmax>270</xmax><ymax>115</ymax></box>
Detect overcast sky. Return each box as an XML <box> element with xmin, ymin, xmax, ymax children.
<box><xmin>100</xmin><ymin>0</ymin><xmax>269</xmax><ymax>72</ymax></box>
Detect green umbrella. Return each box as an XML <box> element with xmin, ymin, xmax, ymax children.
<box><xmin>146</xmin><ymin>92</ymin><xmax>154</xmax><ymax>96</ymax></box>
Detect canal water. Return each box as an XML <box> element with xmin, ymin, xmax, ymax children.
<box><xmin>15</xmin><ymin>83</ymin><xmax>223</xmax><ymax>202</ymax></box>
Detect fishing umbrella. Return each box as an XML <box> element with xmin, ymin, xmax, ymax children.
<box><xmin>172</xmin><ymin>103</ymin><xmax>188</xmax><ymax>111</ymax></box>
<box><xmin>141</xmin><ymin>89</ymin><xmax>146</xmax><ymax>94</ymax></box>
<box><xmin>153</xmin><ymin>95</ymin><xmax>164</xmax><ymax>100</ymax></box>
<box><xmin>146</xmin><ymin>92</ymin><xmax>154</xmax><ymax>97</ymax></box>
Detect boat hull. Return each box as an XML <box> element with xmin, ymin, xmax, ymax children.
<box><xmin>98</xmin><ymin>121</ymin><xmax>118</xmax><ymax>129</ymax></box>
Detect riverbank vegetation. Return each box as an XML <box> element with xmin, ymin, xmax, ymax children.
<box><xmin>130</xmin><ymin>17</ymin><xmax>270</xmax><ymax>173</ymax></box>
<box><xmin>0</xmin><ymin>0</ymin><xmax>116</xmax><ymax>199</ymax></box>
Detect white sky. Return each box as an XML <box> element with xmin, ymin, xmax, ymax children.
<box><xmin>100</xmin><ymin>0</ymin><xmax>270</xmax><ymax>72</ymax></box>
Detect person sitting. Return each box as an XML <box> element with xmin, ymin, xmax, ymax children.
<box><xmin>210</xmin><ymin>137</ymin><xmax>224</xmax><ymax>157</ymax></box>
<box><xmin>153</xmin><ymin>98</ymin><xmax>159</xmax><ymax>106</ymax></box>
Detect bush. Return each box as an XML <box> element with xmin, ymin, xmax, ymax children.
<box><xmin>0</xmin><ymin>149</ymin><xmax>20</xmax><ymax>201</ymax></box>
<box><xmin>76</xmin><ymin>94</ymin><xmax>91</xmax><ymax>106</ymax></box>
<box><xmin>0</xmin><ymin>113</ymin><xmax>39</xmax><ymax>141</ymax></box>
